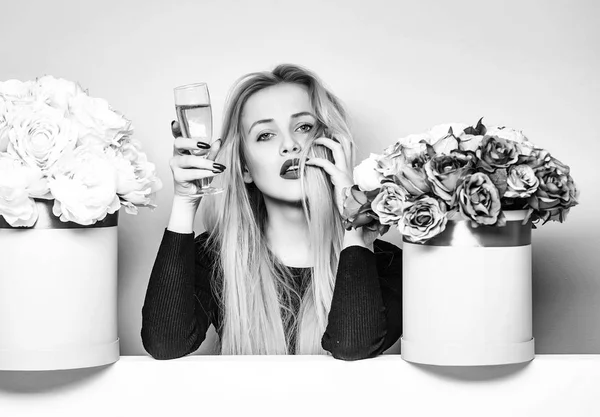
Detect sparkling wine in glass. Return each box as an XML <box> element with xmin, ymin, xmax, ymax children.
<box><xmin>174</xmin><ymin>82</ymin><xmax>223</xmax><ymax>196</ymax></box>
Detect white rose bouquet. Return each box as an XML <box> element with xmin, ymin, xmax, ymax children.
<box><xmin>0</xmin><ymin>76</ymin><xmax>162</xmax><ymax>227</ymax></box>
<box><xmin>343</xmin><ymin>119</ymin><xmax>579</xmax><ymax>244</ymax></box>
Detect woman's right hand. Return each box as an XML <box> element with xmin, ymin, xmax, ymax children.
<box><xmin>169</xmin><ymin>120</ymin><xmax>225</xmax><ymax>201</ymax></box>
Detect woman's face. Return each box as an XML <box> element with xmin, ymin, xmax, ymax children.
<box><xmin>241</xmin><ymin>83</ymin><xmax>317</xmax><ymax>204</ymax></box>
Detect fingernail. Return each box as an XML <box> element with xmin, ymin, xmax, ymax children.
<box><xmin>171</xmin><ymin>120</ymin><xmax>176</xmax><ymax>128</ymax></box>
<box><xmin>212</xmin><ymin>168</ymin><xmax>224</xmax><ymax>174</ymax></box>
<box><xmin>197</xmin><ymin>142</ymin><xmax>210</xmax><ymax>149</ymax></box>
<box><xmin>213</xmin><ymin>163</ymin><xmax>226</xmax><ymax>171</ymax></box>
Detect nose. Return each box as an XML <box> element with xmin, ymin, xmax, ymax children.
<box><xmin>280</xmin><ymin>133</ymin><xmax>302</xmax><ymax>155</ymax></box>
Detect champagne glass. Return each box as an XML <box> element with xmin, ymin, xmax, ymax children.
<box><xmin>174</xmin><ymin>82</ymin><xmax>223</xmax><ymax>196</ymax></box>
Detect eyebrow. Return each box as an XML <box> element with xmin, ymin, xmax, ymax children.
<box><xmin>247</xmin><ymin>112</ymin><xmax>316</xmax><ymax>134</ymax></box>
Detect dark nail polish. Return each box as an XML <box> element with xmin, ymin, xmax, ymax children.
<box><xmin>213</xmin><ymin>163</ymin><xmax>226</xmax><ymax>170</ymax></box>
<box><xmin>197</xmin><ymin>142</ymin><xmax>210</xmax><ymax>149</ymax></box>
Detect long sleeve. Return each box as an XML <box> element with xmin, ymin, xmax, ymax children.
<box><xmin>321</xmin><ymin>239</ymin><xmax>402</xmax><ymax>361</ymax></box>
<box><xmin>141</xmin><ymin>229</ymin><xmax>217</xmax><ymax>359</ymax></box>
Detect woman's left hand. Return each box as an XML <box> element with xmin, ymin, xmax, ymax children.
<box><xmin>306</xmin><ymin>136</ymin><xmax>374</xmax><ymax>250</ymax></box>
<box><xmin>305</xmin><ymin>136</ymin><xmax>354</xmax><ymax>216</ymax></box>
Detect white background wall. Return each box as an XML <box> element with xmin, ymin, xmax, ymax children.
<box><xmin>1</xmin><ymin>0</ymin><xmax>598</xmax><ymax>355</ymax></box>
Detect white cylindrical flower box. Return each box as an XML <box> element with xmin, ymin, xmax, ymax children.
<box><xmin>400</xmin><ymin>210</ymin><xmax>535</xmax><ymax>366</ymax></box>
<box><xmin>0</xmin><ymin>200</ymin><xmax>120</xmax><ymax>370</ymax></box>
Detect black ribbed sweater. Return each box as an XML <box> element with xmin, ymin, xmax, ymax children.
<box><xmin>141</xmin><ymin>229</ymin><xmax>403</xmax><ymax>360</ymax></box>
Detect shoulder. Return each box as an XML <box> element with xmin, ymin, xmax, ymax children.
<box><xmin>372</xmin><ymin>238</ymin><xmax>402</xmax><ymax>273</ymax></box>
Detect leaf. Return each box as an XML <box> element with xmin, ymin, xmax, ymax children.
<box><xmin>424</xmin><ymin>142</ymin><xmax>436</xmax><ymax>159</ymax></box>
<box><xmin>475</xmin><ymin>117</ymin><xmax>486</xmax><ymax>135</ymax></box>
<box><xmin>464</xmin><ymin>117</ymin><xmax>486</xmax><ymax>136</ymax></box>
<box><xmin>350</xmin><ymin>186</ymin><xmax>368</xmax><ymax>205</ymax></box>
<box><xmin>362</xmin><ymin>227</ymin><xmax>381</xmax><ymax>247</ymax></box>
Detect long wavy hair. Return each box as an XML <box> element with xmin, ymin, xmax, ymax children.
<box><xmin>200</xmin><ymin>64</ymin><xmax>355</xmax><ymax>355</ymax></box>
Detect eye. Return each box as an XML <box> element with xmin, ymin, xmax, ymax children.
<box><xmin>296</xmin><ymin>123</ymin><xmax>313</xmax><ymax>133</ymax></box>
<box><xmin>257</xmin><ymin>132</ymin><xmax>274</xmax><ymax>142</ymax></box>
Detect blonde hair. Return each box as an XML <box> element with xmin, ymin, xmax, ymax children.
<box><xmin>200</xmin><ymin>64</ymin><xmax>355</xmax><ymax>354</ymax></box>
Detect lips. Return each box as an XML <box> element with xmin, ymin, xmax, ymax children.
<box><xmin>280</xmin><ymin>158</ymin><xmax>300</xmax><ymax>179</ymax></box>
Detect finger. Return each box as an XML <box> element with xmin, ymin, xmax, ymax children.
<box><xmin>176</xmin><ymin>154</ymin><xmax>225</xmax><ymax>171</ymax></box>
<box><xmin>174</xmin><ymin>137</ymin><xmax>211</xmax><ymax>155</ymax></box>
<box><xmin>174</xmin><ymin>168</ymin><xmax>218</xmax><ymax>183</ymax></box>
<box><xmin>305</xmin><ymin>157</ymin><xmax>340</xmax><ymax>177</ymax></box>
<box><xmin>206</xmin><ymin>138</ymin><xmax>222</xmax><ymax>161</ymax></box>
<box><xmin>171</xmin><ymin>121</ymin><xmax>182</xmax><ymax>138</ymax></box>
<box><xmin>312</xmin><ymin>137</ymin><xmax>348</xmax><ymax>171</ymax></box>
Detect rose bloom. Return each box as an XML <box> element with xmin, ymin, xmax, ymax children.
<box><xmin>528</xmin><ymin>157</ymin><xmax>578</xmax><ymax>222</ymax></box>
<box><xmin>383</xmin><ymin>132</ymin><xmax>431</xmax><ymax>161</ymax></box>
<box><xmin>112</xmin><ymin>138</ymin><xmax>162</xmax><ymax>213</ymax></box>
<box><xmin>394</xmin><ymin>153</ymin><xmax>432</xmax><ymax>198</ymax></box>
<box><xmin>453</xmin><ymin>172</ymin><xmax>504</xmax><ymax>226</ymax></box>
<box><xmin>457</xmin><ymin>133</ymin><xmax>485</xmax><ymax>153</ymax></box>
<box><xmin>505</xmin><ymin>164</ymin><xmax>539</xmax><ymax>198</ymax></box>
<box><xmin>427</xmin><ymin>123</ymin><xmax>468</xmax><ymax>155</ymax></box>
<box><xmin>353</xmin><ymin>153</ymin><xmax>385</xmax><ymax>191</ymax></box>
<box><xmin>397</xmin><ymin>196</ymin><xmax>448</xmax><ymax>244</ymax></box>
<box><xmin>371</xmin><ymin>182</ymin><xmax>408</xmax><ymax>225</ymax></box>
<box><xmin>69</xmin><ymin>92</ymin><xmax>132</xmax><ymax>147</ymax></box>
<box><xmin>342</xmin><ymin>185</ymin><xmax>377</xmax><ymax>229</ymax></box>
<box><xmin>476</xmin><ymin>135</ymin><xmax>521</xmax><ymax>172</ymax></box>
<box><xmin>485</xmin><ymin>126</ymin><xmax>528</xmax><ymax>144</ymax></box>
<box><xmin>424</xmin><ymin>151</ymin><xmax>475</xmax><ymax>203</ymax></box>
<box><xmin>6</xmin><ymin>101</ymin><xmax>78</xmax><ymax>172</ymax></box>
<box><xmin>0</xmin><ymin>79</ymin><xmax>34</xmax><ymax>101</ymax></box>
<box><xmin>428</xmin><ymin>123</ymin><xmax>469</xmax><ymax>142</ymax></box>
<box><xmin>33</xmin><ymin>75</ymin><xmax>85</xmax><ymax>112</ymax></box>
<box><xmin>0</xmin><ymin>96</ymin><xmax>12</xmax><ymax>152</ymax></box>
<box><xmin>0</xmin><ymin>154</ymin><xmax>50</xmax><ymax>227</ymax></box>
<box><xmin>519</xmin><ymin>147</ymin><xmax>552</xmax><ymax>171</ymax></box>
<box><xmin>48</xmin><ymin>146</ymin><xmax>121</xmax><ymax>225</ymax></box>
<box><xmin>386</xmin><ymin>132</ymin><xmax>433</xmax><ymax>151</ymax></box>
<box><xmin>376</xmin><ymin>153</ymin><xmax>403</xmax><ymax>178</ymax></box>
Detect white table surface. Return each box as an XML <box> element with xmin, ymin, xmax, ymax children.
<box><xmin>0</xmin><ymin>354</ymin><xmax>598</xmax><ymax>417</ymax></box>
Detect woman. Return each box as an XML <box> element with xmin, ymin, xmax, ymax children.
<box><xmin>141</xmin><ymin>63</ymin><xmax>402</xmax><ymax>360</ymax></box>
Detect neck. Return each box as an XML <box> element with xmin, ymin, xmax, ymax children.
<box><xmin>263</xmin><ymin>198</ymin><xmax>311</xmax><ymax>267</ymax></box>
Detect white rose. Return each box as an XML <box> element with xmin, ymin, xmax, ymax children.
<box><xmin>457</xmin><ymin>133</ymin><xmax>484</xmax><ymax>153</ymax></box>
<box><xmin>112</xmin><ymin>138</ymin><xmax>162</xmax><ymax>212</ymax></box>
<box><xmin>0</xmin><ymin>154</ymin><xmax>50</xmax><ymax>227</ymax></box>
<box><xmin>34</xmin><ymin>75</ymin><xmax>84</xmax><ymax>112</ymax></box>
<box><xmin>428</xmin><ymin>123</ymin><xmax>469</xmax><ymax>142</ymax></box>
<box><xmin>370</xmin><ymin>182</ymin><xmax>407</xmax><ymax>225</ymax></box>
<box><xmin>383</xmin><ymin>133</ymin><xmax>431</xmax><ymax>163</ymax></box>
<box><xmin>485</xmin><ymin>126</ymin><xmax>528</xmax><ymax>144</ymax></box>
<box><xmin>0</xmin><ymin>96</ymin><xmax>12</xmax><ymax>152</ymax></box>
<box><xmin>427</xmin><ymin>123</ymin><xmax>467</xmax><ymax>155</ymax></box>
<box><xmin>353</xmin><ymin>153</ymin><xmax>384</xmax><ymax>191</ymax></box>
<box><xmin>48</xmin><ymin>146</ymin><xmax>121</xmax><ymax>225</ymax></box>
<box><xmin>400</xmin><ymin>132</ymin><xmax>434</xmax><ymax>146</ymax></box>
<box><xmin>69</xmin><ymin>92</ymin><xmax>132</xmax><ymax>147</ymax></box>
<box><xmin>6</xmin><ymin>101</ymin><xmax>78</xmax><ymax>172</ymax></box>
<box><xmin>0</xmin><ymin>79</ymin><xmax>34</xmax><ymax>101</ymax></box>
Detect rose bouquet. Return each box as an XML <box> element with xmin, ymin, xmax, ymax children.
<box><xmin>0</xmin><ymin>76</ymin><xmax>162</xmax><ymax>227</ymax></box>
<box><xmin>344</xmin><ymin>119</ymin><xmax>579</xmax><ymax>244</ymax></box>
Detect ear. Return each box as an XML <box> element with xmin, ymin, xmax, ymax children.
<box><xmin>242</xmin><ymin>165</ymin><xmax>253</xmax><ymax>184</ymax></box>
